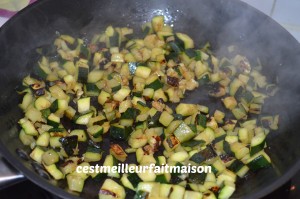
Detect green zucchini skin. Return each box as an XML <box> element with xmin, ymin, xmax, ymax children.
<box><xmin>189</xmin><ymin>145</ymin><xmax>216</xmax><ymax>164</ymax></box>
<box><xmin>247</xmin><ymin>152</ymin><xmax>271</xmax><ymax>171</ymax></box>
<box><xmin>59</xmin><ymin>135</ymin><xmax>78</xmax><ymax>156</ymax></box>
<box><xmin>133</xmin><ymin>190</ymin><xmax>149</xmax><ymax>199</ymax></box>
<box><xmin>110</xmin><ymin>124</ymin><xmax>132</xmax><ymax>140</ymax></box>
<box><xmin>127</xmin><ymin>173</ymin><xmax>142</xmax><ymax>188</ymax></box>
<box><xmin>250</xmin><ymin>134</ymin><xmax>266</xmax><ymax>156</ymax></box>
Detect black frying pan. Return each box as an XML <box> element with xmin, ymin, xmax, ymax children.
<box><xmin>0</xmin><ymin>0</ymin><xmax>300</xmax><ymax>198</ymax></box>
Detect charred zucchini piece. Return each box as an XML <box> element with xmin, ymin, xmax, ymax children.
<box><xmin>163</xmin><ymin>135</ymin><xmax>180</xmax><ymax>151</ymax></box>
<box><xmin>59</xmin><ymin>135</ymin><xmax>78</xmax><ymax>156</ymax></box>
<box><xmin>189</xmin><ymin>145</ymin><xmax>216</xmax><ymax>164</ymax></box>
<box><xmin>110</xmin><ymin>124</ymin><xmax>132</xmax><ymax>140</ymax></box>
<box><xmin>110</xmin><ymin>144</ymin><xmax>127</xmax><ymax>162</ymax></box>
<box><xmin>99</xmin><ymin>179</ymin><xmax>125</xmax><ymax>199</ymax></box>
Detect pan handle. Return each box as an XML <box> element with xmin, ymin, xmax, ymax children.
<box><xmin>0</xmin><ymin>156</ymin><xmax>25</xmax><ymax>189</ymax></box>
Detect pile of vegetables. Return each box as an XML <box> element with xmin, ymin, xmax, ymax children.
<box><xmin>17</xmin><ymin>15</ymin><xmax>279</xmax><ymax>199</ymax></box>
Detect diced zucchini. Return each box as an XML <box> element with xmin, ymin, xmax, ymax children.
<box><xmin>129</xmin><ymin>129</ymin><xmax>148</xmax><ymax>148</ymax></box>
<box><xmin>110</xmin><ymin>124</ymin><xmax>132</xmax><ymax>140</ymax></box>
<box><xmin>106</xmin><ymin>26</ymin><xmax>121</xmax><ymax>48</ymax></box>
<box><xmin>159</xmin><ymin>111</ymin><xmax>174</xmax><ymax>127</ymax></box>
<box><xmin>50</xmin><ymin>99</ymin><xmax>68</xmax><ymax>113</ymax></box>
<box><xmin>110</xmin><ymin>144</ymin><xmax>127</xmax><ymax>162</ymax></box>
<box><xmin>99</xmin><ymin>179</ymin><xmax>125</xmax><ymax>199</ymax></box>
<box><xmin>137</xmin><ymin>167</ymin><xmax>156</xmax><ymax>182</ymax></box>
<box><xmin>19</xmin><ymin>129</ymin><xmax>35</xmax><ymax>145</ymax></box>
<box><xmin>145</xmin><ymin>76</ymin><xmax>163</xmax><ymax>90</ymax></box>
<box><xmin>151</xmin><ymin>15</ymin><xmax>164</xmax><ymax>32</ymax></box>
<box><xmin>74</xmin><ymin>111</ymin><xmax>93</xmax><ymax>125</ymax></box>
<box><xmin>238</xmin><ymin>128</ymin><xmax>249</xmax><ymax>144</ymax></box>
<box><xmin>70</xmin><ymin>129</ymin><xmax>87</xmax><ymax>142</ymax></box>
<box><xmin>50</xmin><ymin>136</ymin><xmax>62</xmax><ymax>148</ymax></box>
<box><xmin>98</xmin><ymin>90</ymin><xmax>111</xmax><ymax>105</ymax></box>
<box><xmin>194</xmin><ymin>127</ymin><xmax>215</xmax><ymax>145</ymax></box>
<box><xmin>163</xmin><ymin>135</ymin><xmax>180</xmax><ymax>151</ymax></box>
<box><xmin>103</xmin><ymin>155</ymin><xmax>120</xmax><ymax>178</ymax></box>
<box><xmin>169</xmin><ymin>185</ymin><xmax>185</xmax><ymax>199</ymax></box>
<box><xmin>83</xmin><ymin>145</ymin><xmax>103</xmax><ymax>162</ymax></box>
<box><xmin>225</xmin><ymin>135</ymin><xmax>238</xmax><ymax>144</ymax></box>
<box><xmin>113</xmin><ymin>87</ymin><xmax>131</xmax><ymax>102</ymax></box>
<box><xmin>65</xmin><ymin>106</ymin><xmax>76</xmax><ymax>120</ymax></box>
<box><xmin>59</xmin><ymin>135</ymin><xmax>78</xmax><ymax>156</ymax></box>
<box><xmin>181</xmin><ymin>140</ymin><xmax>205</xmax><ymax>149</ymax></box>
<box><xmin>184</xmin><ymin>190</ymin><xmax>203</xmax><ymax>199</ymax></box>
<box><xmin>174</xmin><ymin>122</ymin><xmax>195</xmax><ymax>143</ymax></box>
<box><xmin>36</xmin><ymin>132</ymin><xmax>50</xmax><ymax>147</ymax></box>
<box><xmin>197</xmin><ymin>113</ymin><xmax>207</xmax><ymax>128</ymax></box>
<box><xmin>188</xmin><ymin>171</ymin><xmax>207</xmax><ymax>184</ymax></box>
<box><xmin>30</xmin><ymin>146</ymin><xmax>44</xmax><ymax>163</ymax></box>
<box><xmin>136</xmin><ymin>182</ymin><xmax>160</xmax><ymax>198</ymax></box>
<box><xmin>176</xmin><ymin>33</ymin><xmax>194</xmax><ymax>49</ymax></box>
<box><xmin>236</xmin><ymin>165</ymin><xmax>249</xmax><ymax>178</ymax></box>
<box><xmin>142</xmin><ymin>88</ymin><xmax>155</xmax><ymax>99</ymax></box>
<box><xmin>127</xmin><ymin>173</ymin><xmax>142</xmax><ymax>188</ymax></box>
<box><xmin>120</xmin><ymin>174</ymin><xmax>135</xmax><ymax>190</ymax></box>
<box><xmin>246</xmin><ymin>151</ymin><xmax>271</xmax><ymax>171</ymax></box>
<box><xmin>176</xmin><ymin>103</ymin><xmax>198</xmax><ymax>116</ymax></box>
<box><xmin>60</xmin><ymin>34</ymin><xmax>75</xmax><ymax>44</ymax></box>
<box><xmin>47</xmin><ymin>113</ymin><xmax>60</xmax><ymax>128</ymax></box>
<box><xmin>189</xmin><ymin>146</ymin><xmax>216</xmax><ymax>164</ymax></box>
<box><xmin>63</xmin><ymin>61</ymin><xmax>76</xmax><ymax>76</ymax></box>
<box><xmin>133</xmin><ymin>190</ymin><xmax>149</xmax><ymax>199</ymax></box>
<box><xmin>77</xmin><ymin>97</ymin><xmax>90</xmax><ymax>113</ymax></box>
<box><xmin>77</xmin><ymin>59</ymin><xmax>89</xmax><ymax>83</ymax></box>
<box><xmin>170</xmin><ymin>151</ymin><xmax>189</xmax><ymax>162</ymax></box>
<box><xmin>67</xmin><ymin>174</ymin><xmax>85</xmax><ymax>192</ymax></box>
<box><xmin>222</xmin><ymin>96</ymin><xmax>237</xmax><ymax>110</ymax></box>
<box><xmin>33</xmin><ymin>62</ymin><xmax>50</xmax><ymax>80</ymax></box>
<box><xmin>250</xmin><ymin>133</ymin><xmax>266</xmax><ymax>156</ymax></box>
<box><xmin>84</xmin><ymin>83</ymin><xmax>100</xmax><ymax>96</ymax></box>
<box><xmin>49</xmin><ymin>85</ymin><xmax>69</xmax><ymax>100</ymax></box>
<box><xmin>87</xmin><ymin>125</ymin><xmax>103</xmax><ymax>141</ymax></box>
<box><xmin>35</xmin><ymin>96</ymin><xmax>51</xmax><ymax>110</ymax></box>
<box><xmin>169</xmin><ymin>42</ymin><xmax>183</xmax><ymax>56</ymax></box>
<box><xmin>229</xmin><ymin>78</ymin><xmax>242</xmax><ymax>96</ymax></box>
<box><xmin>232</xmin><ymin>107</ymin><xmax>247</xmax><ymax>120</ymax></box>
<box><xmin>44</xmin><ymin>163</ymin><xmax>64</xmax><ymax>180</ymax></box>
<box><xmin>42</xmin><ymin>149</ymin><xmax>59</xmax><ymax>166</ymax></box>
<box><xmin>19</xmin><ymin>118</ymin><xmax>38</xmax><ymax>136</ymax></box>
<box><xmin>218</xmin><ymin>181</ymin><xmax>235</xmax><ymax>199</ymax></box>
<box><xmin>88</xmin><ymin>70</ymin><xmax>104</xmax><ymax>83</ymax></box>
<box><xmin>19</xmin><ymin>92</ymin><xmax>33</xmax><ymax>110</ymax></box>
<box><xmin>155</xmin><ymin>173</ymin><xmax>171</xmax><ymax>183</ymax></box>
<box><xmin>15</xmin><ymin>17</ymin><xmax>279</xmax><ymax>199</ymax></box>
<box><xmin>135</xmin><ymin>66</ymin><xmax>152</xmax><ymax>79</ymax></box>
